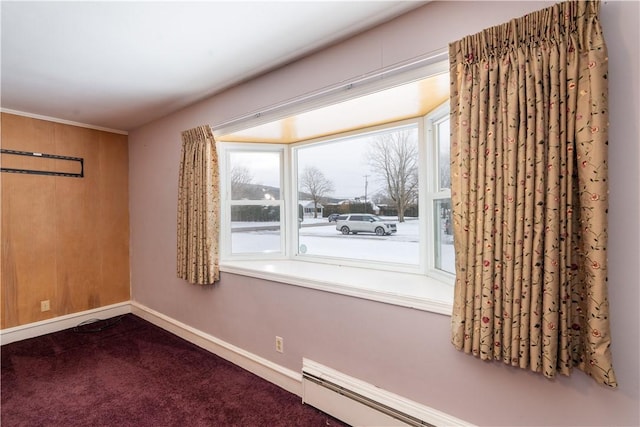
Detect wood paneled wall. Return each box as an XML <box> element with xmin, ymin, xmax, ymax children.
<box><xmin>1</xmin><ymin>113</ymin><xmax>130</xmax><ymax>328</ymax></box>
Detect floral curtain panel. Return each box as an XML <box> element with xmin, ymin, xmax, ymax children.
<box><xmin>176</xmin><ymin>125</ymin><xmax>220</xmax><ymax>285</ymax></box>
<box><xmin>449</xmin><ymin>1</ymin><xmax>616</xmax><ymax>386</ymax></box>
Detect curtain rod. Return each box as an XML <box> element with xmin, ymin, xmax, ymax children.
<box><xmin>212</xmin><ymin>48</ymin><xmax>448</xmax><ymax>136</ymax></box>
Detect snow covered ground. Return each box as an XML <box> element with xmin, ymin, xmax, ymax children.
<box><xmin>231</xmin><ymin>217</ymin><xmax>455</xmax><ymax>272</ymax></box>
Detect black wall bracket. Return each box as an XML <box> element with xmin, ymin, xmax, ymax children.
<box><xmin>0</xmin><ymin>149</ymin><xmax>84</xmax><ymax>178</ymax></box>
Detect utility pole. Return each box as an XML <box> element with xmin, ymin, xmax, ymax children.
<box><xmin>363</xmin><ymin>174</ymin><xmax>369</xmax><ymax>213</ymax></box>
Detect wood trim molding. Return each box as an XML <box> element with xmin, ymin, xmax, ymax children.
<box><xmin>1</xmin><ymin>109</ymin><xmax>129</xmax><ymax>135</ymax></box>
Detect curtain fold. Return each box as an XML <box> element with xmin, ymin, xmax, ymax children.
<box><xmin>449</xmin><ymin>0</ymin><xmax>616</xmax><ymax>386</ymax></box>
<box><xmin>176</xmin><ymin>125</ymin><xmax>220</xmax><ymax>285</ymax></box>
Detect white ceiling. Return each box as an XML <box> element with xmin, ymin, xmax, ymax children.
<box><xmin>1</xmin><ymin>1</ymin><xmax>425</xmax><ymax>132</ymax></box>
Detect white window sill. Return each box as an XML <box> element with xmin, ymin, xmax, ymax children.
<box><xmin>219</xmin><ymin>260</ymin><xmax>453</xmax><ymax>315</ymax></box>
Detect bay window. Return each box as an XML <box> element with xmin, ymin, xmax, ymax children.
<box><xmin>217</xmin><ymin>66</ymin><xmax>455</xmax><ymax>313</ymax></box>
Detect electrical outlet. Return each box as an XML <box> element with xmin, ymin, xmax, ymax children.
<box><xmin>275</xmin><ymin>336</ymin><xmax>284</xmax><ymax>353</ymax></box>
<box><xmin>40</xmin><ymin>300</ymin><xmax>50</xmax><ymax>312</ymax></box>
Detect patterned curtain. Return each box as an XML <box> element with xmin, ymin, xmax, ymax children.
<box><xmin>176</xmin><ymin>125</ymin><xmax>220</xmax><ymax>285</ymax></box>
<box><xmin>449</xmin><ymin>1</ymin><xmax>616</xmax><ymax>387</ymax></box>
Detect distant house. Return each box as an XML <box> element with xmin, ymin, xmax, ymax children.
<box><xmin>299</xmin><ymin>200</ymin><xmax>324</xmax><ymax>218</ymax></box>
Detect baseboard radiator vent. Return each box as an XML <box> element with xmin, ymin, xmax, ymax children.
<box><xmin>302</xmin><ymin>359</ymin><xmax>473</xmax><ymax>427</ymax></box>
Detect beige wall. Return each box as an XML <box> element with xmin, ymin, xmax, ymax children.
<box><xmin>1</xmin><ymin>113</ymin><xmax>130</xmax><ymax>328</ymax></box>
<box><xmin>128</xmin><ymin>2</ymin><xmax>639</xmax><ymax>425</ymax></box>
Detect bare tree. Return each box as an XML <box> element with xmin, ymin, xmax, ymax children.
<box><xmin>372</xmin><ymin>190</ymin><xmax>393</xmax><ymax>206</ymax></box>
<box><xmin>230</xmin><ymin>165</ymin><xmax>253</xmax><ymax>199</ymax></box>
<box><xmin>368</xmin><ymin>129</ymin><xmax>418</xmax><ymax>222</ymax></box>
<box><xmin>299</xmin><ymin>166</ymin><xmax>334</xmax><ymax>218</ymax></box>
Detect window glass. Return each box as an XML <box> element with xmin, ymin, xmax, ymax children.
<box><xmin>231</xmin><ymin>205</ymin><xmax>281</xmax><ymax>254</ymax></box>
<box><xmin>227</xmin><ymin>149</ymin><xmax>283</xmax><ymax>255</ymax></box>
<box><xmin>437</xmin><ymin>118</ymin><xmax>450</xmax><ymax>191</ymax></box>
<box><xmin>296</xmin><ymin>124</ymin><xmax>420</xmax><ymax>266</ymax></box>
<box><xmin>229</xmin><ymin>151</ymin><xmax>280</xmax><ymax>200</ymax></box>
<box><xmin>433</xmin><ymin>198</ymin><xmax>454</xmax><ymax>273</ymax></box>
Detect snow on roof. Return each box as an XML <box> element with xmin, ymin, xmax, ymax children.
<box><xmin>299</xmin><ymin>200</ymin><xmax>323</xmax><ymax>208</ymax></box>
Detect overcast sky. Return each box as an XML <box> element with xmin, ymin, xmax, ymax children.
<box><xmin>229</xmin><ymin>123</ymin><xmax>433</xmax><ymax>202</ymax></box>
<box><xmin>297</xmin><ymin>137</ymin><xmax>379</xmax><ymax>199</ymax></box>
<box><xmin>232</xmin><ymin>136</ymin><xmax>384</xmax><ymax>200</ymax></box>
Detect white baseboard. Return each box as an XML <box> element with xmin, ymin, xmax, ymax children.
<box><xmin>0</xmin><ymin>302</ymin><xmax>132</xmax><ymax>345</ymax></box>
<box><xmin>130</xmin><ymin>301</ymin><xmax>302</xmax><ymax>397</ymax></box>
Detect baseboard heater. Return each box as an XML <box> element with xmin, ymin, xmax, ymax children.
<box><xmin>302</xmin><ymin>359</ymin><xmax>471</xmax><ymax>427</ymax></box>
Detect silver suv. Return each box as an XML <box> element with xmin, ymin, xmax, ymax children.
<box><xmin>335</xmin><ymin>214</ymin><xmax>397</xmax><ymax>236</ymax></box>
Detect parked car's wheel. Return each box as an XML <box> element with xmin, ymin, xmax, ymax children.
<box><xmin>341</xmin><ymin>226</ymin><xmax>350</xmax><ymax>235</ymax></box>
<box><xmin>375</xmin><ymin>226</ymin><xmax>385</xmax><ymax>236</ymax></box>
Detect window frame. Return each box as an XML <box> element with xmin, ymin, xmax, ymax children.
<box><xmin>424</xmin><ymin>102</ymin><xmax>454</xmax><ymax>282</ymax></box>
<box><xmin>216</xmin><ymin>63</ymin><xmax>455</xmax><ymax>315</ymax></box>
<box><xmin>219</xmin><ymin>108</ymin><xmax>454</xmax><ymax>282</ymax></box>
<box><xmin>219</xmin><ymin>142</ymin><xmax>288</xmax><ymax>260</ymax></box>
<box><xmin>290</xmin><ymin>118</ymin><xmax>427</xmax><ymax>275</ymax></box>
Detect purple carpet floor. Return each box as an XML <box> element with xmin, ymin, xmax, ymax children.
<box><xmin>1</xmin><ymin>314</ymin><xmax>348</xmax><ymax>427</ymax></box>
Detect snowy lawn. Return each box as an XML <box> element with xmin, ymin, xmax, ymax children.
<box><xmin>231</xmin><ymin>217</ymin><xmax>454</xmax><ymax>272</ymax></box>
